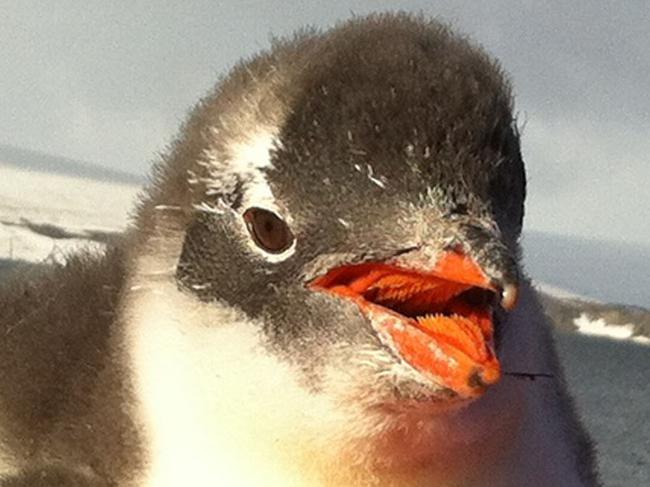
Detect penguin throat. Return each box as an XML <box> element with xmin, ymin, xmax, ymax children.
<box><xmin>309</xmin><ymin>261</ymin><xmax>502</xmax><ymax>399</ymax></box>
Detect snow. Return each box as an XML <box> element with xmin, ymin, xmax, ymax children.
<box><xmin>0</xmin><ymin>162</ymin><xmax>138</xmax><ymax>232</ymax></box>
<box><xmin>574</xmin><ymin>313</ymin><xmax>650</xmax><ymax>345</ymax></box>
<box><xmin>0</xmin><ymin>162</ymin><xmax>140</xmax><ymax>262</ymax></box>
<box><xmin>0</xmin><ymin>222</ymin><xmax>105</xmax><ymax>264</ymax></box>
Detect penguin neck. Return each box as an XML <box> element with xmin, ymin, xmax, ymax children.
<box><xmin>123</xmin><ymin>252</ymin><xmax>588</xmax><ymax>486</ymax></box>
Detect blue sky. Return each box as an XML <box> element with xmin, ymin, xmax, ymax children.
<box><xmin>2</xmin><ymin>1</ymin><xmax>649</xmax><ymax>245</ymax></box>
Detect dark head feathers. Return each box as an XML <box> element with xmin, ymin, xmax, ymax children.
<box><xmin>135</xmin><ymin>13</ymin><xmax>524</xmax><ymax>243</ymax></box>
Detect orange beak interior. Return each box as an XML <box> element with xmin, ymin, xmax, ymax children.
<box><xmin>309</xmin><ymin>252</ymin><xmax>502</xmax><ymax>399</ymax></box>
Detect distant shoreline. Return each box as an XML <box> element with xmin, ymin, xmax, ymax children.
<box><xmin>0</xmin><ymin>143</ymin><xmax>144</xmax><ymax>186</ymax></box>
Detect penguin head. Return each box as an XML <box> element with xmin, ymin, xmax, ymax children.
<box><xmin>137</xmin><ymin>14</ymin><xmax>525</xmax><ymax>417</ymax></box>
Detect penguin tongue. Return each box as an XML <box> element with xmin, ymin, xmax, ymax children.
<box><xmin>310</xmin><ymin>252</ymin><xmax>501</xmax><ymax>399</ymax></box>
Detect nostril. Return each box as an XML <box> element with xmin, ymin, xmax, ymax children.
<box><xmin>467</xmin><ymin>369</ymin><xmax>487</xmax><ymax>390</ymax></box>
<box><xmin>468</xmin><ymin>365</ymin><xmax>501</xmax><ymax>390</ymax></box>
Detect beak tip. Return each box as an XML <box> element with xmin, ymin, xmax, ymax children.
<box><xmin>500</xmin><ymin>283</ymin><xmax>519</xmax><ymax>311</ymax></box>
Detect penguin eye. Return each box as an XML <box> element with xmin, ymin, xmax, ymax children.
<box><xmin>243</xmin><ymin>207</ymin><xmax>295</xmax><ymax>254</ymax></box>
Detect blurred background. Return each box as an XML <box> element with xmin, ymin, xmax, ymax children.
<box><xmin>1</xmin><ymin>2</ymin><xmax>648</xmax><ymax>485</ymax></box>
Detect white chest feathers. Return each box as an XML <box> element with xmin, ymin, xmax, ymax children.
<box><xmin>124</xmin><ymin>280</ymin><xmax>357</xmax><ymax>487</ymax></box>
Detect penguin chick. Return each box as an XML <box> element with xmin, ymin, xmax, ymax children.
<box><xmin>0</xmin><ymin>13</ymin><xmax>599</xmax><ymax>487</ymax></box>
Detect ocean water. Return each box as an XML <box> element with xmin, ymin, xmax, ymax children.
<box><xmin>557</xmin><ymin>332</ymin><xmax>650</xmax><ymax>486</ymax></box>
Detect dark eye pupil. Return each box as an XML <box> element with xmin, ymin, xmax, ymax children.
<box><xmin>243</xmin><ymin>208</ymin><xmax>294</xmax><ymax>254</ymax></box>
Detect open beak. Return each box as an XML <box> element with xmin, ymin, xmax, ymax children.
<box><xmin>309</xmin><ymin>251</ymin><xmax>519</xmax><ymax>399</ymax></box>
